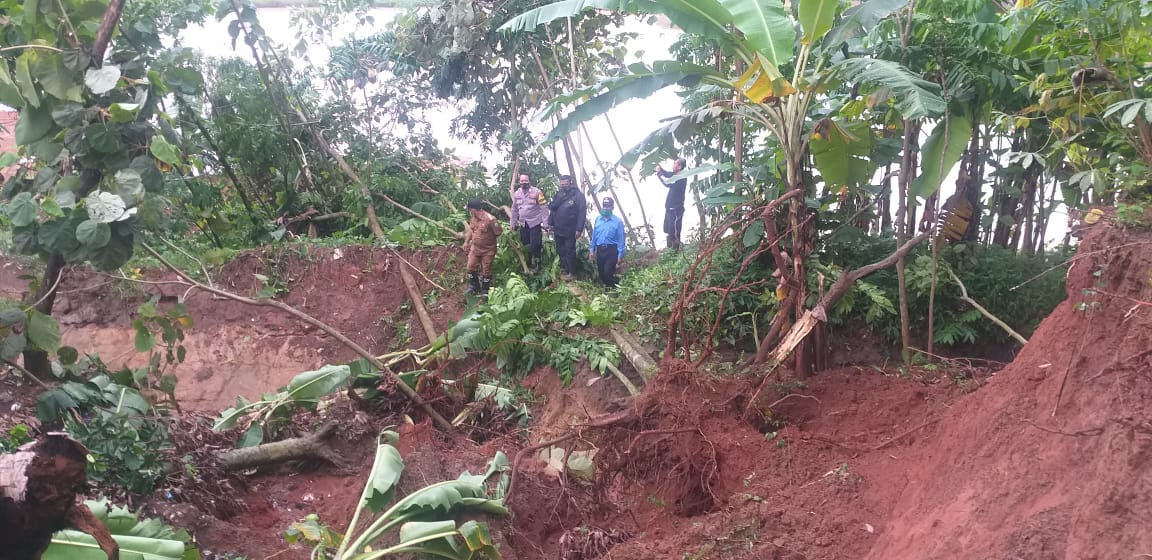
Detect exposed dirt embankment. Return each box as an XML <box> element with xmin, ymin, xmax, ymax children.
<box><xmin>0</xmin><ymin>245</ymin><xmax>465</xmax><ymax>410</ymax></box>
<box><xmin>868</xmin><ymin>221</ymin><xmax>1152</xmax><ymax>559</ymax></box>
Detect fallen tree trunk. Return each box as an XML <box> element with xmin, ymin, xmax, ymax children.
<box><xmin>397</xmin><ymin>259</ymin><xmax>439</xmax><ymax>345</ymax></box>
<box><xmin>1</xmin><ymin>434</ymin><xmax>119</xmax><ymax>560</ymax></box>
<box><xmin>567</xmin><ymin>284</ymin><xmax>656</xmax><ymax>381</ymax></box>
<box><xmin>216</xmin><ymin>423</ymin><xmax>342</xmax><ymax>471</ymax></box>
<box><xmin>610</xmin><ymin>329</ymin><xmax>656</xmax><ymax>377</ymax></box>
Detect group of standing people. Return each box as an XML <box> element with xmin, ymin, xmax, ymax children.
<box><xmin>463</xmin><ymin>161</ymin><xmax>687</xmax><ymax>297</ymax></box>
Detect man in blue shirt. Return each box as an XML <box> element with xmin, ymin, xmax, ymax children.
<box><xmin>589</xmin><ymin>197</ymin><xmax>626</xmax><ymax>288</ymax></box>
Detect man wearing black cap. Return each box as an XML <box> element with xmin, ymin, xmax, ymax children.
<box><xmin>588</xmin><ymin>197</ymin><xmax>626</xmax><ymax>288</ymax></box>
<box><xmin>462</xmin><ymin>199</ymin><xmax>502</xmax><ymax>296</ymax></box>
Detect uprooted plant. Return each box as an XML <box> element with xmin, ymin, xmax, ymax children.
<box><xmin>374</xmin><ymin>275</ymin><xmax>621</xmax><ymax>385</ymax></box>
<box><xmin>287</xmin><ymin>431</ymin><xmax>509</xmax><ymax>560</ymax></box>
<box><xmin>43</xmin><ymin>499</ymin><xmax>201</xmax><ymax>560</ymax></box>
<box><xmin>206</xmin><ymin>273</ymin><xmax>617</xmax><ymax>444</ymax></box>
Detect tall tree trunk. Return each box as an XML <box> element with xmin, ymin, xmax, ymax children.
<box><xmin>1012</xmin><ymin>165</ymin><xmax>1040</xmax><ymax>254</ymax></box>
<box><xmin>22</xmin><ymin>254</ymin><xmax>65</xmax><ymax>377</ymax></box>
<box><xmin>961</xmin><ymin>121</ymin><xmax>985</xmax><ymax>242</ymax></box>
<box><xmin>733</xmin><ymin>63</ymin><xmax>745</xmax><ymax>185</ymax></box>
<box><xmin>879</xmin><ymin>163</ymin><xmax>893</xmax><ymax>234</ymax></box>
<box><xmin>23</xmin><ymin>0</ymin><xmax>127</xmax><ymax>378</ymax></box>
<box><xmin>1037</xmin><ymin>176</ymin><xmax>1059</xmax><ymax>255</ymax></box>
<box><xmin>786</xmin><ymin>148</ymin><xmax>811</xmax><ymax>375</ymax></box>
<box><xmin>993</xmin><ymin>132</ymin><xmax>1025</xmax><ymax>247</ymax></box>
<box><xmin>895</xmin><ymin>120</ymin><xmax>919</xmax><ymax>363</ymax></box>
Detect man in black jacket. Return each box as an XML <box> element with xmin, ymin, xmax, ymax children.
<box><xmin>547</xmin><ymin>174</ymin><xmax>587</xmax><ymax>280</ymax></box>
<box><xmin>656</xmin><ymin>157</ymin><xmax>687</xmax><ymax>251</ymax></box>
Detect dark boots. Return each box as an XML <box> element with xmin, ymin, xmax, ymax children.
<box><xmin>466</xmin><ymin>272</ymin><xmax>481</xmax><ymax>296</ymax></box>
<box><xmin>480</xmin><ymin>275</ymin><xmax>492</xmax><ymax>296</ymax></box>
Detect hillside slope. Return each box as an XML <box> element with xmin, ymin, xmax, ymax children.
<box><xmin>868</xmin><ymin>221</ymin><xmax>1152</xmax><ymax>559</ymax></box>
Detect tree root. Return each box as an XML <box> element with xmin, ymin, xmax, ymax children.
<box><xmin>504</xmin><ymin>411</ymin><xmax>637</xmax><ymax>503</ymax></box>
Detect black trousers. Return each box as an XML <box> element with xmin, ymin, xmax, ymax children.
<box><xmin>663</xmin><ymin>207</ymin><xmax>685</xmax><ymax>247</ymax></box>
<box><xmin>555</xmin><ymin>234</ymin><xmax>577</xmax><ymax>274</ymax></box>
<box><xmin>519</xmin><ymin>224</ymin><xmax>543</xmax><ymax>264</ymax></box>
<box><xmin>595</xmin><ymin>244</ymin><xmax>619</xmax><ymax>288</ymax></box>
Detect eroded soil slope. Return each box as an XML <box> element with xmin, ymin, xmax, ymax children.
<box><xmin>866</xmin><ymin>221</ymin><xmax>1152</xmax><ymax>559</ymax></box>
<box><xmin>0</xmin><ymin>245</ymin><xmax>464</xmax><ymax>410</ymax></box>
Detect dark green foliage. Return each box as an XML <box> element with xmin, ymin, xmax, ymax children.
<box><xmin>0</xmin><ymin>423</ymin><xmax>33</xmax><ymax>452</ymax></box>
<box><xmin>64</xmin><ymin>410</ymin><xmax>171</xmax><ymax>494</ymax></box>
<box><xmin>448</xmin><ymin>276</ymin><xmax>621</xmax><ymax>385</ymax></box>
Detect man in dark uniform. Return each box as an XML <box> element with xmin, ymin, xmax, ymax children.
<box><xmin>656</xmin><ymin>157</ymin><xmax>687</xmax><ymax>251</ymax></box>
<box><xmin>547</xmin><ymin>174</ymin><xmax>587</xmax><ymax>281</ymax></box>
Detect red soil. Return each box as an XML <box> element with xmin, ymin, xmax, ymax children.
<box><xmin>5</xmin><ymin>218</ymin><xmax>1149</xmax><ymax>559</ymax></box>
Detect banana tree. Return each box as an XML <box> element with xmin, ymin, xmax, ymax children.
<box><xmin>502</xmin><ymin>0</ymin><xmax>945</xmax><ymax>369</ymax></box>
<box><xmin>331</xmin><ymin>432</ymin><xmax>507</xmax><ymax>560</ymax></box>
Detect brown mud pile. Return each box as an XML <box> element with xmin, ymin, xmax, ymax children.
<box><xmin>868</xmin><ymin>220</ymin><xmax>1152</xmax><ymax>559</ymax></box>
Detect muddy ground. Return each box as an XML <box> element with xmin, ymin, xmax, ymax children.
<box><xmin>1</xmin><ymin>221</ymin><xmax>1149</xmax><ymax>559</ymax></box>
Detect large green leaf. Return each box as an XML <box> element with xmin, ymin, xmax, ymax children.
<box><xmin>497</xmin><ymin>0</ymin><xmax>641</xmax><ymax>32</ymax></box>
<box><xmin>115</xmin><ymin>169</ymin><xmax>145</xmax><ymax>206</ymax></box>
<box><xmin>798</xmin><ymin>0</ymin><xmax>839</xmax><ymax>45</ymax></box>
<box><xmin>86</xmin><ymin>191</ymin><xmax>136</xmax><ymax>223</ymax></box>
<box><xmin>500</xmin><ymin>0</ymin><xmax>751</xmax><ymax>62</ymax></box>
<box><xmin>620</xmin><ymin>105</ymin><xmax>730</xmax><ymax>168</ymax></box>
<box><xmin>14</xmin><ymin>54</ymin><xmax>40</xmax><ymax>108</ymax></box>
<box><xmin>392</xmin><ymin>479</ymin><xmax>508</xmax><ymax>517</ymax></box>
<box><xmin>76</xmin><ymin>219</ymin><xmax>111</xmax><ymax>249</ymax></box>
<box><xmin>832</xmin><ymin>58</ymin><xmax>945</xmax><ymax>119</ymax></box>
<box><xmin>26</xmin><ymin>309</ymin><xmax>62</xmax><ymax>352</ymax></box>
<box><xmin>0</xmin><ymin>333</ymin><xmax>27</xmax><ymax>360</ymax></box>
<box><xmin>286</xmin><ymin>364</ymin><xmax>351</xmax><ymax>400</ymax></box>
<box><xmin>87</xmin><ymin>221</ymin><xmax>135</xmax><ymax>271</ymax></box>
<box><xmin>392</xmin><ymin>521</ymin><xmax>478</xmax><ymax>559</ymax></box>
<box><xmin>37</xmin><ymin>218</ymin><xmax>80</xmax><ymax>255</ymax></box>
<box><xmin>543</xmin><ymin>61</ymin><xmax>723</xmax><ymax>146</ymax></box>
<box><xmin>363</xmin><ymin>441</ymin><xmax>405</xmax><ymax>511</ymax></box>
<box><xmin>149</xmin><ymin>135</ymin><xmax>181</xmax><ymax>165</ymax></box>
<box><xmin>44</xmin><ymin>499</ymin><xmax>197</xmax><ymax>560</ymax></box>
<box><xmin>84</xmin><ymin>65</ymin><xmax>121</xmax><ymax>95</ymax></box>
<box><xmin>811</xmin><ymin>119</ymin><xmax>876</xmax><ymax>188</ymax></box>
<box><xmin>51</xmin><ymin>103</ymin><xmax>86</xmax><ymax>128</ymax></box>
<box><xmin>719</xmin><ymin>0</ymin><xmax>794</xmax><ymax>66</ymax></box>
<box><xmin>911</xmin><ymin>109</ymin><xmax>973</xmax><ymax>199</ymax></box>
<box><xmin>823</xmin><ymin>0</ymin><xmax>908</xmax><ymax>51</ymax></box>
<box><xmin>15</xmin><ymin>105</ymin><xmax>56</xmax><ymax>145</ymax></box>
<box><xmin>0</xmin><ymin>63</ymin><xmax>25</xmax><ymax>107</ymax></box>
<box><xmin>5</xmin><ymin>192</ymin><xmax>39</xmax><ymax>227</ymax></box>
<box><xmin>28</xmin><ymin>50</ymin><xmax>83</xmax><ymax>102</ymax></box>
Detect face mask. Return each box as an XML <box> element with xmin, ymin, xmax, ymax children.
<box><xmin>600</xmin><ymin>209</ymin><xmax>612</xmax><ymax>218</ymax></box>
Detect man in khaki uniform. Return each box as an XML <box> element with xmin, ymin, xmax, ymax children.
<box><xmin>463</xmin><ymin>199</ymin><xmax>503</xmax><ymax>296</ymax></box>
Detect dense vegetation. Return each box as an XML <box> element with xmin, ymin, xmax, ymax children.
<box><xmin>1</xmin><ymin>0</ymin><xmax>1148</xmax><ymax>556</ymax></box>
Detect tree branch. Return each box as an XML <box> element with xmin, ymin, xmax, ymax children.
<box><xmin>945</xmin><ymin>267</ymin><xmax>1028</xmax><ymax>345</ymax></box>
